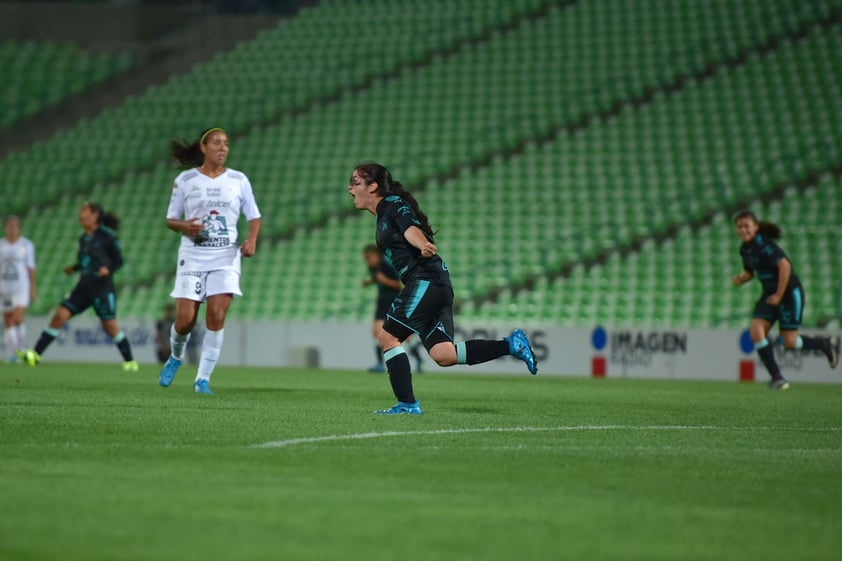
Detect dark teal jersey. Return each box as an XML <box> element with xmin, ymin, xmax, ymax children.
<box><xmin>375</xmin><ymin>195</ymin><xmax>450</xmax><ymax>286</ymax></box>
<box><xmin>74</xmin><ymin>226</ymin><xmax>123</xmax><ymax>280</ymax></box>
<box><xmin>740</xmin><ymin>233</ymin><xmax>800</xmax><ymax>295</ymax></box>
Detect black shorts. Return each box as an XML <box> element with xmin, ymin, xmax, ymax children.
<box><xmin>752</xmin><ymin>285</ymin><xmax>804</xmax><ymax>330</ymax></box>
<box><xmin>61</xmin><ymin>280</ymin><xmax>117</xmax><ymax>321</ymax></box>
<box><xmin>383</xmin><ymin>280</ymin><xmax>454</xmax><ymax>351</ymax></box>
<box><xmin>374</xmin><ymin>296</ymin><xmax>393</xmax><ymax>321</ymax></box>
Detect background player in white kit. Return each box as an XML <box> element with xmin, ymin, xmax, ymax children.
<box><xmin>0</xmin><ymin>216</ymin><xmax>36</xmax><ymax>362</ymax></box>
<box><xmin>159</xmin><ymin>127</ymin><xmax>262</xmax><ymax>394</ymax></box>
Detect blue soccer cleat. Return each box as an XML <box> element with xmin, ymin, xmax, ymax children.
<box><xmin>194</xmin><ymin>379</ymin><xmax>214</xmax><ymax>395</ymax></box>
<box><xmin>374</xmin><ymin>401</ymin><xmax>422</xmax><ymax>415</ymax></box>
<box><xmin>506</xmin><ymin>329</ymin><xmax>538</xmax><ymax>375</ymax></box>
<box><xmin>158</xmin><ymin>356</ymin><xmax>182</xmax><ymax>387</ymax></box>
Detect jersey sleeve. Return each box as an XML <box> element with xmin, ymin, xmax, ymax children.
<box><xmin>240</xmin><ymin>175</ymin><xmax>261</xmax><ymax>221</ymax></box>
<box><xmin>25</xmin><ymin>239</ymin><xmax>36</xmax><ymax>270</ymax></box>
<box><xmin>104</xmin><ymin>232</ymin><xmax>124</xmax><ymax>273</ymax></box>
<box><xmin>166</xmin><ymin>176</ymin><xmax>186</xmax><ymax>220</ymax></box>
<box><xmin>386</xmin><ymin>198</ymin><xmax>423</xmax><ymax>235</ymax></box>
<box><xmin>757</xmin><ymin>239</ymin><xmax>786</xmax><ymax>269</ymax></box>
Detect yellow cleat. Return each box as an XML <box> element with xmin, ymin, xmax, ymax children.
<box><xmin>16</xmin><ymin>349</ymin><xmax>40</xmax><ymax>367</ymax></box>
<box><xmin>123</xmin><ymin>360</ymin><xmax>139</xmax><ymax>372</ymax></box>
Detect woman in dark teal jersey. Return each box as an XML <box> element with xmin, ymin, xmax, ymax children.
<box><xmin>19</xmin><ymin>202</ymin><xmax>137</xmax><ymax>371</ymax></box>
<box><xmin>732</xmin><ymin>211</ymin><xmax>837</xmax><ymax>389</ymax></box>
<box><xmin>349</xmin><ymin>163</ymin><xmax>537</xmax><ymax>415</ymax></box>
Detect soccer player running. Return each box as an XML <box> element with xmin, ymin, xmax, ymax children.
<box><xmin>732</xmin><ymin>211</ymin><xmax>838</xmax><ymax>389</ymax></box>
<box><xmin>159</xmin><ymin>127</ymin><xmax>261</xmax><ymax>394</ymax></box>
<box><xmin>362</xmin><ymin>244</ymin><xmax>423</xmax><ymax>373</ymax></box>
<box><xmin>0</xmin><ymin>216</ymin><xmax>36</xmax><ymax>362</ymax></box>
<box><xmin>349</xmin><ymin>163</ymin><xmax>537</xmax><ymax>415</ymax></box>
<box><xmin>19</xmin><ymin>203</ymin><xmax>137</xmax><ymax>370</ymax></box>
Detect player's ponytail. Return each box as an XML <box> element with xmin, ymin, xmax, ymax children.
<box><xmin>85</xmin><ymin>201</ymin><xmax>120</xmax><ymax>231</ymax></box>
<box><xmin>733</xmin><ymin>210</ymin><xmax>782</xmax><ymax>239</ymax></box>
<box><xmin>170</xmin><ymin>127</ymin><xmax>224</xmax><ymax>169</ymax></box>
<box><xmin>354</xmin><ymin>162</ymin><xmax>437</xmax><ymax>241</ymax></box>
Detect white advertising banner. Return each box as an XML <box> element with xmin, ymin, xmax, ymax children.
<box><xmin>9</xmin><ymin>316</ymin><xmax>841</xmax><ymax>384</ymax></box>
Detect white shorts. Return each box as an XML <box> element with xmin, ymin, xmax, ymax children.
<box><xmin>170</xmin><ymin>269</ymin><xmax>242</xmax><ymax>302</ymax></box>
<box><xmin>0</xmin><ymin>291</ymin><xmax>29</xmax><ymax>312</ymax></box>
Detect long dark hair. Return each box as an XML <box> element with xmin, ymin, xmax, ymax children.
<box><xmin>733</xmin><ymin>210</ymin><xmax>781</xmax><ymax>239</ymax></box>
<box><xmin>85</xmin><ymin>201</ymin><xmax>120</xmax><ymax>231</ymax></box>
<box><xmin>170</xmin><ymin>127</ymin><xmax>224</xmax><ymax>168</ymax></box>
<box><xmin>355</xmin><ymin>162</ymin><xmax>436</xmax><ymax>240</ymax></box>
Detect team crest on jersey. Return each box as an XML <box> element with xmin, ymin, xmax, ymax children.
<box><xmin>197</xmin><ymin>210</ymin><xmax>230</xmax><ymax>247</ymax></box>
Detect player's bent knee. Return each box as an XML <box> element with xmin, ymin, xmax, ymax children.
<box><xmin>429</xmin><ymin>343</ymin><xmax>457</xmax><ymax>367</ymax></box>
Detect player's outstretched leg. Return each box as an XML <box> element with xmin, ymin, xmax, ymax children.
<box><xmin>159</xmin><ymin>324</ymin><xmax>189</xmax><ymax>387</ymax></box>
<box><xmin>448</xmin><ymin>329</ymin><xmax>538</xmax><ymax>374</ymax></box>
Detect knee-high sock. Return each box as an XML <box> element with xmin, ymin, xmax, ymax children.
<box><xmin>196</xmin><ymin>328</ymin><xmax>223</xmax><ymax>382</ymax></box>
<box><xmin>34</xmin><ymin>327</ymin><xmax>60</xmax><ymax>356</ymax></box>
<box><xmin>170</xmin><ymin>324</ymin><xmax>190</xmax><ymax>361</ymax></box>
<box><xmin>4</xmin><ymin>326</ymin><xmax>18</xmax><ymax>356</ymax></box>
<box><xmin>384</xmin><ymin>346</ymin><xmax>415</xmax><ymax>403</ymax></box>
<box><xmin>795</xmin><ymin>335</ymin><xmax>825</xmax><ymax>351</ymax></box>
<box><xmin>113</xmin><ymin>331</ymin><xmax>134</xmax><ymax>361</ymax></box>
<box><xmin>373</xmin><ymin>342</ymin><xmax>383</xmax><ymax>365</ymax></box>
<box><xmin>16</xmin><ymin>323</ymin><xmax>26</xmax><ymax>350</ymax></box>
<box><xmin>456</xmin><ymin>340</ymin><xmax>510</xmax><ymax>365</ymax></box>
<box><xmin>755</xmin><ymin>338</ymin><xmax>782</xmax><ymax>379</ymax></box>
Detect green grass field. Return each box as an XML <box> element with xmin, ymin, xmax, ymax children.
<box><xmin>1</xmin><ymin>363</ymin><xmax>841</xmax><ymax>561</ymax></box>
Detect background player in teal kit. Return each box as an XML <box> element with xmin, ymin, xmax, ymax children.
<box><xmin>362</xmin><ymin>244</ymin><xmax>423</xmax><ymax>373</ymax></box>
<box><xmin>19</xmin><ymin>202</ymin><xmax>137</xmax><ymax>370</ymax></box>
<box><xmin>349</xmin><ymin>163</ymin><xmax>537</xmax><ymax>415</ymax></box>
<box><xmin>732</xmin><ymin>211</ymin><xmax>838</xmax><ymax>389</ymax></box>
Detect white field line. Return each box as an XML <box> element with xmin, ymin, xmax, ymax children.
<box><xmin>253</xmin><ymin>425</ymin><xmax>720</xmax><ymax>449</ymax></box>
<box><xmin>253</xmin><ymin>424</ymin><xmax>842</xmax><ymax>449</ymax></box>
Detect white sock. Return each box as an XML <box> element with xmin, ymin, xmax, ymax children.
<box><xmin>170</xmin><ymin>324</ymin><xmax>190</xmax><ymax>361</ymax></box>
<box><xmin>16</xmin><ymin>323</ymin><xmax>26</xmax><ymax>350</ymax></box>
<box><xmin>4</xmin><ymin>326</ymin><xmax>17</xmax><ymax>356</ymax></box>
<box><xmin>196</xmin><ymin>328</ymin><xmax>224</xmax><ymax>382</ymax></box>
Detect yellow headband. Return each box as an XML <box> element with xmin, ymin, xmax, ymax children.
<box><xmin>200</xmin><ymin>127</ymin><xmax>224</xmax><ymax>144</ymax></box>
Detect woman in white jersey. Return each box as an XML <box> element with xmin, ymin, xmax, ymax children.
<box><xmin>158</xmin><ymin>127</ymin><xmax>262</xmax><ymax>394</ymax></box>
<box><xmin>0</xmin><ymin>216</ymin><xmax>36</xmax><ymax>362</ymax></box>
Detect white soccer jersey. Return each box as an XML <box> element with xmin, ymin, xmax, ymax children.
<box><xmin>166</xmin><ymin>168</ymin><xmax>261</xmax><ymax>271</ymax></box>
<box><xmin>0</xmin><ymin>236</ymin><xmax>36</xmax><ymax>296</ymax></box>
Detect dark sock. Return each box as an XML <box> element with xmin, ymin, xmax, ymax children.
<box><xmin>457</xmin><ymin>340</ymin><xmax>510</xmax><ymax>365</ymax></box>
<box><xmin>799</xmin><ymin>336</ymin><xmax>825</xmax><ymax>351</ymax></box>
<box><xmin>34</xmin><ymin>328</ymin><xmax>59</xmax><ymax>355</ymax></box>
<box><xmin>385</xmin><ymin>348</ymin><xmax>415</xmax><ymax>403</ymax></box>
<box><xmin>756</xmin><ymin>342</ymin><xmax>782</xmax><ymax>380</ymax></box>
<box><xmin>116</xmin><ymin>338</ymin><xmax>134</xmax><ymax>361</ymax></box>
<box><xmin>374</xmin><ymin>344</ymin><xmax>383</xmax><ymax>365</ymax></box>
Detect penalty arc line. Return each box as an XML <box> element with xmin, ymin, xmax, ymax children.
<box><xmin>253</xmin><ymin>425</ymin><xmax>722</xmax><ymax>449</ymax></box>
<box><xmin>253</xmin><ymin>425</ymin><xmax>842</xmax><ymax>449</ymax></box>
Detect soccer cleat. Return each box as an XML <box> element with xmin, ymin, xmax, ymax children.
<box><xmin>374</xmin><ymin>401</ymin><xmax>422</xmax><ymax>415</ymax></box>
<box><xmin>194</xmin><ymin>379</ymin><xmax>214</xmax><ymax>394</ymax></box>
<box><xmin>826</xmin><ymin>336</ymin><xmax>839</xmax><ymax>369</ymax></box>
<box><xmin>768</xmin><ymin>378</ymin><xmax>790</xmax><ymax>390</ymax></box>
<box><xmin>123</xmin><ymin>360</ymin><xmax>139</xmax><ymax>372</ymax></box>
<box><xmin>505</xmin><ymin>329</ymin><xmax>538</xmax><ymax>375</ymax></box>
<box><xmin>16</xmin><ymin>349</ymin><xmax>40</xmax><ymax>367</ymax></box>
<box><xmin>367</xmin><ymin>363</ymin><xmax>386</xmax><ymax>373</ymax></box>
<box><xmin>158</xmin><ymin>356</ymin><xmax>182</xmax><ymax>387</ymax></box>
